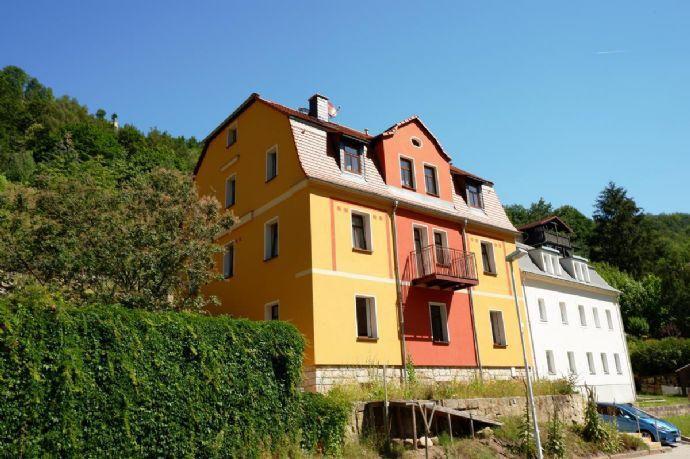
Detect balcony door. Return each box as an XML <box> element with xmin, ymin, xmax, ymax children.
<box><xmin>413</xmin><ymin>226</ymin><xmax>430</xmax><ymax>276</ymax></box>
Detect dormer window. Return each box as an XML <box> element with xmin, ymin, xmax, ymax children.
<box><xmin>342</xmin><ymin>142</ymin><xmax>363</xmax><ymax>174</ymax></box>
<box><xmin>466</xmin><ymin>182</ymin><xmax>483</xmax><ymax>208</ymax></box>
<box><xmin>573</xmin><ymin>261</ymin><xmax>591</xmax><ymax>282</ymax></box>
<box><xmin>540</xmin><ymin>252</ymin><xmax>562</xmax><ymax>275</ymax></box>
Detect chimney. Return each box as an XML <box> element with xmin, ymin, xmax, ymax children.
<box><xmin>308</xmin><ymin>94</ymin><xmax>330</xmax><ymax>122</ymax></box>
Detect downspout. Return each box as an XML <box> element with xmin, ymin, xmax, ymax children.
<box><xmin>462</xmin><ymin>219</ymin><xmax>483</xmax><ymax>380</ymax></box>
<box><xmin>521</xmin><ymin>278</ymin><xmax>540</xmax><ymax>380</ymax></box>
<box><xmin>390</xmin><ymin>200</ymin><xmax>408</xmax><ymax>381</ymax></box>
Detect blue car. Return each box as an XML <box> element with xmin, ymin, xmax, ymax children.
<box><xmin>597</xmin><ymin>402</ymin><xmax>681</xmax><ymax>445</ymax></box>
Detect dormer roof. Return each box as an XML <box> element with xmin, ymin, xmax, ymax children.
<box><xmin>517</xmin><ymin>215</ymin><xmax>573</xmax><ymax>233</ymax></box>
<box><xmin>379</xmin><ymin>116</ymin><xmax>452</xmax><ymax>161</ymax></box>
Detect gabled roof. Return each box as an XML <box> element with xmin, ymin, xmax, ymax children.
<box><xmin>517</xmin><ymin>215</ymin><xmax>573</xmax><ymax>233</ymax></box>
<box><xmin>379</xmin><ymin>116</ymin><xmax>452</xmax><ymax>162</ymax></box>
<box><xmin>194</xmin><ymin>93</ymin><xmax>372</xmax><ymax>175</ymax></box>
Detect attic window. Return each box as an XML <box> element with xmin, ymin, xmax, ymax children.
<box><xmin>341</xmin><ymin>140</ymin><xmax>364</xmax><ymax>175</ymax></box>
<box><xmin>466</xmin><ymin>182</ymin><xmax>484</xmax><ymax>209</ymax></box>
<box><xmin>411</xmin><ymin>137</ymin><xmax>422</xmax><ymax>148</ymax></box>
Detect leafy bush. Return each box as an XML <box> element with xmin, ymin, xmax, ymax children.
<box><xmin>0</xmin><ymin>287</ymin><xmax>305</xmax><ymax>457</ymax></box>
<box><xmin>544</xmin><ymin>408</ymin><xmax>566</xmax><ymax>458</ymax></box>
<box><xmin>300</xmin><ymin>391</ymin><xmax>351</xmax><ymax>456</ymax></box>
<box><xmin>627</xmin><ymin>316</ymin><xmax>650</xmax><ymax>337</ymax></box>
<box><xmin>628</xmin><ymin>337</ymin><xmax>690</xmax><ymax>376</ymax></box>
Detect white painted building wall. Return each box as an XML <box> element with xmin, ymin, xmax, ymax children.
<box><xmin>523</xmin><ymin>277</ymin><xmax>636</xmax><ymax>403</ymax></box>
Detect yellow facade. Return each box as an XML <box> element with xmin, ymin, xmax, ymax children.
<box><xmin>466</xmin><ymin>229</ymin><xmax>534</xmax><ymax>368</ymax></box>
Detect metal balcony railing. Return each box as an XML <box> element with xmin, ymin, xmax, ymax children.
<box><xmin>407</xmin><ymin>245</ymin><xmax>478</xmax><ymax>290</ymax></box>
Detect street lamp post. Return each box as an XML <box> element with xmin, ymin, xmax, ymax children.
<box><xmin>506</xmin><ymin>247</ymin><xmax>543</xmax><ymax>459</ymax></box>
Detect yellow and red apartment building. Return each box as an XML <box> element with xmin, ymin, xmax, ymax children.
<box><xmin>194</xmin><ymin>93</ymin><xmax>534</xmax><ymax>390</ymax></box>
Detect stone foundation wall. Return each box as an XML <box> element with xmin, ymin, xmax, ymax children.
<box><xmin>641</xmin><ymin>403</ymin><xmax>690</xmax><ymax>418</ymax></box>
<box><xmin>303</xmin><ymin>365</ymin><xmax>529</xmax><ymax>392</ymax></box>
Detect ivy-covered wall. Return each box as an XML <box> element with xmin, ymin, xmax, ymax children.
<box><xmin>0</xmin><ymin>291</ymin><xmax>305</xmax><ymax>457</ymax></box>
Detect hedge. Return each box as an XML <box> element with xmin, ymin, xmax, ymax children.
<box><xmin>0</xmin><ymin>289</ymin><xmax>306</xmax><ymax>457</ymax></box>
<box><xmin>300</xmin><ymin>392</ymin><xmax>351</xmax><ymax>456</ymax></box>
<box><xmin>628</xmin><ymin>337</ymin><xmax>690</xmax><ymax>377</ymax></box>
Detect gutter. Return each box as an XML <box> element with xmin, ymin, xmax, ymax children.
<box><xmin>390</xmin><ymin>200</ymin><xmax>408</xmax><ymax>381</ymax></box>
<box><xmin>462</xmin><ymin>218</ymin><xmax>483</xmax><ymax>380</ymax></box>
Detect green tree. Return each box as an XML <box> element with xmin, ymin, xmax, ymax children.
<box><xmin>0</xmin><ymin>168</ymin><xmax>232</xmax><ymax>311</ymax></box>
<box><xmin>589</xmin><ymin>182</ymin><xmax>650</xmax><ymax>276</ymax></box>
<box><xmin>554</xmin><ymin>205</ymin><xmax>594</xmax><ymax>256</ymax></box>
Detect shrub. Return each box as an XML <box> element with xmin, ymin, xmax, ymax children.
<box><xmin>627</xmin><ymin>316</ymin><xmax>650</xmax><ymax>337</ymax></box>
<box><xmin>300</xmin><ymin>391</ymin><xmax>351</xmax><ymax>456</ymax></box>
<box><xmin>0</xmin><ymin>288</ymin><xmax>305</xmax><ymax>457</ymax></box>
<box><xmin>544</xmin><ymin>407</ymin><xmax>566</xmax><ymax>458</ymax></box>
<box><xmin>628</xmin><ymin>337</ymin><xmax>690</xmax><ymax>376</ymax></box>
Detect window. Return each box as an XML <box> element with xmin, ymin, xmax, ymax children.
<box><xmin>546</xmin><ymin>350</ymin><xmax>556</xmax><ymax>374</ymax></box>
<box><xmin>266</xmin><ymin>146</ymin><xmax>277</xmax><ymax>181</ymax></box>
<box><xmin>223</xmin><ymin>243</ymin><xmax>234</xmax><ymax>278</ymax></box>
<box><xmin>265</xmin><ymin>302</ymin><xmax>279</xmax><ymax>321</ymax></box>
<box><xmin>411</xmin><ymin>137</ymin><xmax>422</xmax><ymax>148</ymax></box>
<box><xmin>593</xmin><ymin>308</ymin><xmax>601</xmax><ymax>328</ymax></box>
<box><xmin>481</xmin><ymin>241</ymin><xmax>497</xmax><ymax>274</ymax></box>
<box><xmin>559</xmin><ymin>302</ymin><xmax>568</xmax><ymax>324</ymax></box>
<box><xmin>578</xmin><ymin>305</ymin><xmax>587</xmax><ymax>326</ymax></box>
<box><xmin>490</xmin><ymin>310</ymin><xmax>507</xmax><ymax>347</ymax></box>
<box><xmin>601</xmin><ymin>353</ymin><xmax>609</xmax><ymax>374</ymax></box>
<box><xmin>351</xmin><ymin>211</ymin><xmax>372</xmax><ymax>251</ymax></box>
<box><xmin>587</xmin><ymin>352</ymin><xmax>596</xmax><ymax>374</ymax></box>
<box><xmin>429</xmin><ymin>303</ymin><xmax>449</xmax><ymax>343</ymax></box>
<box><xmin>400</xmin><ymin>157</ymin><xmax>414</xmax><ymax>189</ymax></box>
<box><xmin>226</xmin><ymin>127</ymin><xmax>237</xmax><ymax>147</ymax></box>
<box><xmin>466</xmin><ymin>183</ymin><xmax>483</xmax><ymax>208</ymax></box>
<box><xmin>574</xmin><ymin>262</ymin><xmax>591</xmax><ymax>282</ymax></box>
<box><xmin>343</xmin><ymin>142</ymin><xmax>363</xmax><ymax>174</ymax></box>
<box><xmin>433</xmin><ymin>231</ymin><xmax>449</xmax><ymax>265</ymax></box>
<box><xmin>606</xmin><ymin>310</ymin><xmax>613</xmax><ymax>330</ymax></box>
<box><xmin>538</xmin><ymin>298</ymin><xmax>547</xmax><ymax>322</ymax></box>
<box><xmin>264</xmin><ymin>219</ymin><xmax>279</xmax><ymax>260</ymax></box>
<box><xmin>614</xmin><ymin>353</ymin><xmax>622</xmax><ymax>374</ymax></box>
<box><xmin>567</xmin><ymin>351</ymin><xmax>577</xmax><ymax>374</ymax></box>
<box><xmin>423</xmin><ymin>165</ymin><xmax>439</xmax><ymax>196</ymax></box>
<box><xmin>355</xmin><ymin>296</ymin><xmax>377</xmax><ymax>339</ymax></box>
<box><xmin>225</xmin><ymin>175</ymin><xmax>236</xmax><ymax>208</ymax></box>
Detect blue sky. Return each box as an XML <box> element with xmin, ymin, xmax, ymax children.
<box><xmin>3</xmin><ymin>1</ymin><xmax>689</xmax><ymax>215</ymax></box>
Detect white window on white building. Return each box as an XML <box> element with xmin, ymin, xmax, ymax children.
<box><xmin>593</xmin><ymin>308</ymin><xmax>601</xmax><ymax>328</ymax></box>
<box><xmin>606</xmin><ymin>310</ymin><xmax>613</xmax><ymax>330</ymax></box>
<box><xmin>567</xmin><ymin>351</ymin><xmax>577</xmax><ymax>374</ymax></box>
<box><xmin>538</xmin><ymin>298</ymin><xmax>547</xmax><ymax>322</ymax></box>
<box><xmin>546</xmin><ymin>350</ymin><xmax>556</xmax><ymax>374</ymax></box>
<box><xmin>587</xmin><ymin>352</ymin><xmax>596</xmax><ymax>374</ymax></box>
<box><xmin>559</xmin><ymin>302</ymin><xmax>568</xmax><ymax>324</ymax></box>
<box><xmin>614</xmin><ymin>353</ymin><xmax>622</xmax><ymax>374</ymax></box>
<box><xmin>601</xmin><ymin>353</ymin><xmax>610</xmax><ymax>374</ymax></box>
<box><xmin>579</xmin><ymin>305</ymin><xmax>587</xmax><ymax>326</ymax></box>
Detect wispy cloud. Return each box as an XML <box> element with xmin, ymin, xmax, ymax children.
<box><xmin>595</xmin><ymin>50</ymin><xmax>628</xmax><ymax>55</ymax></box>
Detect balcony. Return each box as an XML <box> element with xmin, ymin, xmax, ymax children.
<box><xmin>406</xmin><ymin>245</ymin><xmax>479</xmax><ymax>291</ymax></box>
<box><xmin>532</xmin><ymin>229</ymin><xmax>572</xmax><ymax>249</ymax></box>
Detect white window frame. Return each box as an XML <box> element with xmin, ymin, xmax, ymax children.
<box><xmin>587</xmin><ymin>352</ymin><xmax>596</xmax><ymax>374</ymax></box>
<box><xmin>225</xmin><ymin>174</ymin><xmax>236</xmax><ymax>208</ymax></box>
<box><xmin>601</xmin><ymin>353</ymin><xmax>609</xmax><ymax>374</ymax></box>
<box><xmin>428</xmin><ymin>302</ymin><xmax>450</xmax><ymax>343</ymax></box>
<box><xmin>410</xmin><ymin>136</ymin><xmax>423</xmax><ymax>148</ymax></box>
<box><xmin>538</xmin><ymin>298</ymin><xmax>547</xmax><ymax>322</ymax></box>
<box><xmin>593</xmin><ymin>307</ymin><xmax>601</xmax><ymax>328</ymax></box>
<box><xmin>559</xmin><ymin>302</ymin><xmax>568</xmax><ymax>324</ymax></box>
<box><xmin>489</xmin><ymin>310</ymin><xmax>507</xmax><ymax>347</ymax></box>
<box><xmin>264</xmin><ymin>300</ymin><xmax>279</xmax><ymax>320</ymax></box>
<box><xmin>350</xmin><ymin>210</ymin><xmax>373</xmax><ymax>252</ymax></box>
<box><xmin>340</xmin><ymin>141</ymin><xmax>365</xmax><ymax>175</ymax></box>
<box><xmin>432</xmin><ymin>228</ymin><xmax>449</xmax><ymax>265</ymax></box>
<box><xmin>263</xmin><ymin>217</ymin><xmax>279</xmax><ymax>260</ymax></box>
<box><xmin>412</xmin><ymin>224</ymin><xmax>429</xmax><ymax>249</ymax></box>
<box><xmin>614</xmin><ymin>353</ymin><xmax>622</xmax><ymax>374</ymax></box>
<box><xmin>606</xmin><ymin>310</ymin><xmax>613</xmax><ymax>330</ymax></box>
<box><xmin>480</xmin><ymin>240</ymin><xmax>497</xmax><ymax>275</ymax></box>
<box><xmin>546</xmin><ymin>350</ymin><xmax>556</xmax><ymax>375</ymax></box>
<box><xmin>223</xmin><ymin>241</ymin><xmax>235</xmax><ymax>279</ymax></box>
<box><xmin>354</xmin><ymin>295</ymin><xmax>378</xmax><ymax>340</ymax></box>
<box><xmin>567</xmin><ymin>351</ymin><xmax>577</xmax><ymax>374</ymax></box>
<box><xmin>578</xmin><ymin>305</ymin><xmax>587</xmax><ymax>326</ymax></box>
<box><xmin>422</xmin><ymin>162</ymin><xmax>439</xmax><ymax>196</ymax></box>
<box><xmin>265</xmin><ymin>145</ymin><xmax>278</xmax><ymax>182</ymax></box>
<box><xmin>398</xmin><ymin>154</ymin><xmax>416</xmax><ymax>190</ymax></box>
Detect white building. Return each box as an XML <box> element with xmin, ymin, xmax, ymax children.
<box><xmin>518</xmin><ymin>217</ymin><xmax>636</xmax><ymax>403</ymax></box>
